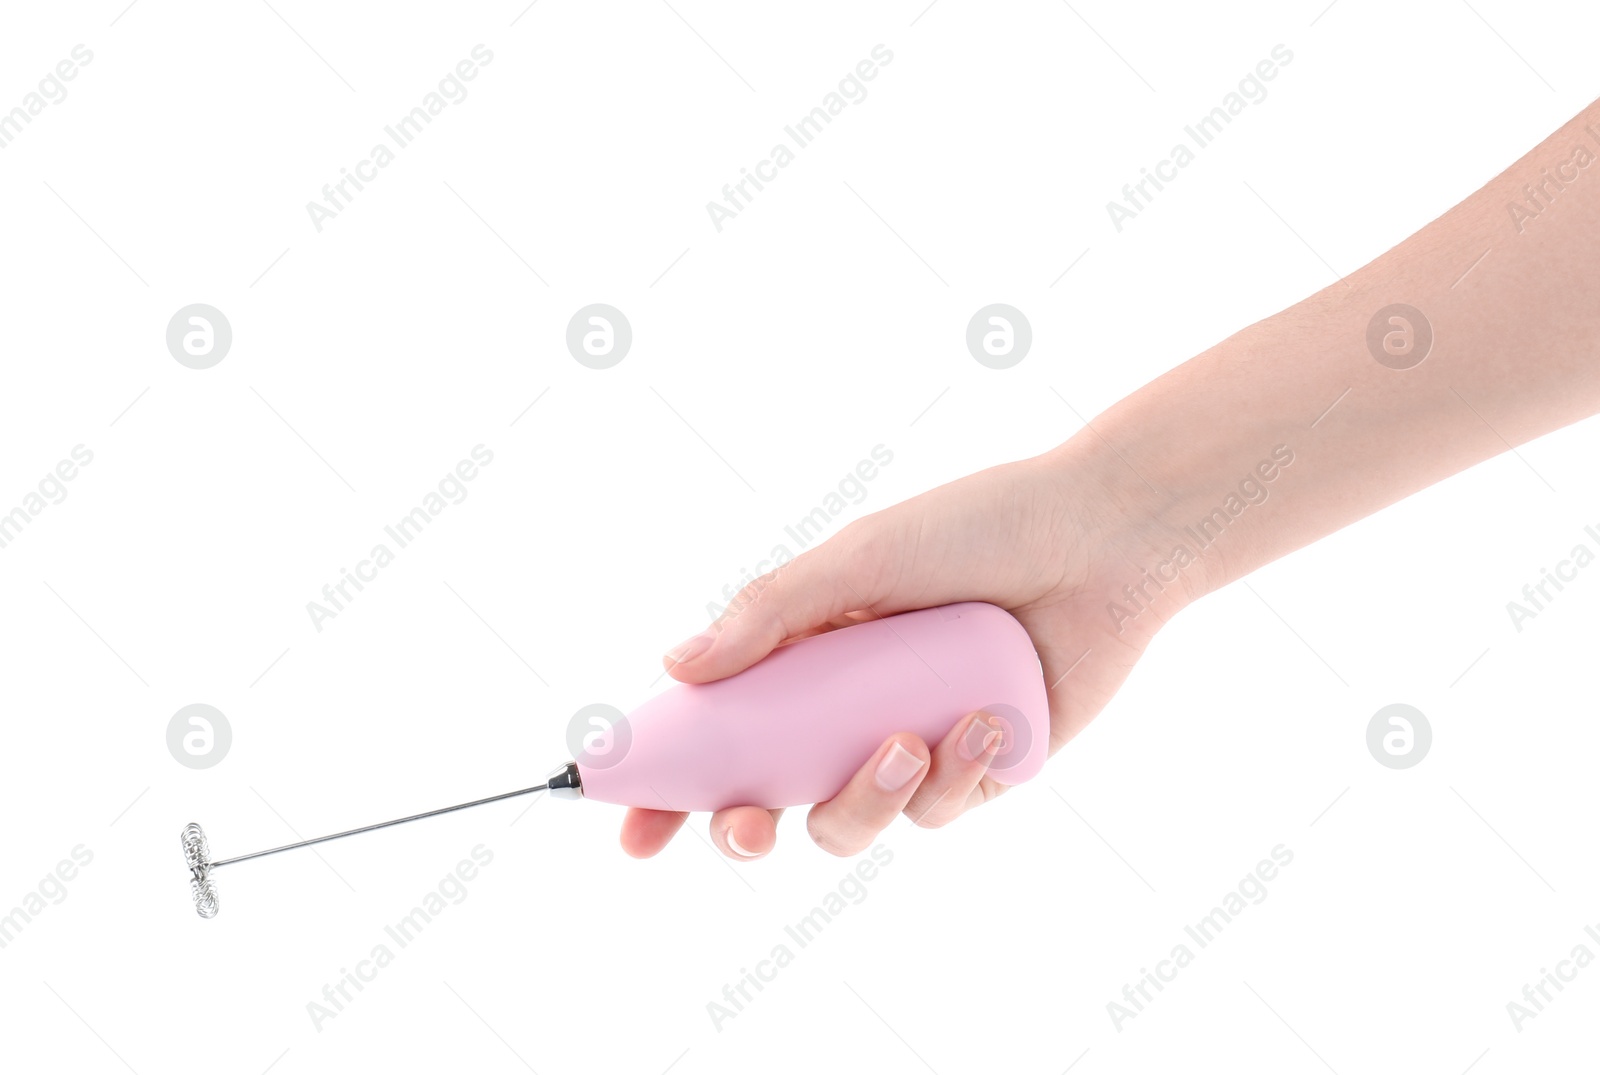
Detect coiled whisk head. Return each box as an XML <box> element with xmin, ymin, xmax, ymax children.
<box><xmin>181</xmin><ymin>822</ymin><xmax>220</xmax><ymax>919</ymax></box>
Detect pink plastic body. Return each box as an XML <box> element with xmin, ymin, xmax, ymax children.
<box><xmin>577</xmin><ymin>602</ymin><xmax>1050</xmax><ymax>812</ymax></box>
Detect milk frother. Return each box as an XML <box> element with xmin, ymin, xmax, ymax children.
<box><xmin>181</xmin><ymin>601</ymin><xmax>1050</xmax><ymax>917</ymax></box>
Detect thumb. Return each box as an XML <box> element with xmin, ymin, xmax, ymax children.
<box><xmin>662</xmin><ymin>523</ymin><xmax>890</xmax><ymax>684</ymax></box>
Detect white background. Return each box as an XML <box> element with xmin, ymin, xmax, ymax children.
<box><xmin>1</xmin><ymin>1</ymin><xmax>1597</xmax><ymax>1072</ymax></box>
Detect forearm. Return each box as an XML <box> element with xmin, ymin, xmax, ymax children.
<box><xmin>1059</xmin><ymin>97</ymin><xmax>1600</xmax><ymax>614</ymax></box>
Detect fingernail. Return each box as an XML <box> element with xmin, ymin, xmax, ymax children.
<box><xmin>959</xmin><ymin>713</ymin><xmax>1001</xmax><ymax>762</ymax></box>
<box><xmin>874</xmin><ymin>742</ymin><xmax>926</xmax><ymax>791</ymax></box>
<box><xmin>982</xmin><ymin>727</ymin><xmax>1004</xmax><ymax>755</ymax></box>
<box><xmin>664</xmin><ymin>632</ymin><xmax>713</xmax><ymax>665</ymax></box>
<box><xmin>726</xmin><ymin>829</ymin><xmax>761</xmax><ymax>858</ymax></box>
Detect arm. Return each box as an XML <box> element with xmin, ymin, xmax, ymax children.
<box><xmin>1088</xmin><ymin>97</ymin><xmax>1600</xmax><ymax>608</ymax></box>
<box><xmin>625</xmin><ymin>97</ymin><xmax>1600</xmax><ymax>861</ymax></box>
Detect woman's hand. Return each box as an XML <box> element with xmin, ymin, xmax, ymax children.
<box><xmin>622</xmin><ymin>96</ymin><xmax>1600</xmax><ymax>860</ymax></box>
<box><xmin>620</xmin><ymin>445</ymin><xmax>1197</xmax><ymax>860</ymax></box>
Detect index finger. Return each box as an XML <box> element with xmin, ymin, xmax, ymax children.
<box><xmin>619</xmin><ymin>806</ymin><xmax>688</xmax><ymax>858</ymax></box>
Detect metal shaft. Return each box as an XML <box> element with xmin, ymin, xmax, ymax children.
<box><xmin>209</xmin><ymin>782</ymin><xmax>550</xmax><ymax>869</ymax></box>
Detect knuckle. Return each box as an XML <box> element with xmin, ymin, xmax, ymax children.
<box><xmin>724</xmin><ymin>566</ymin><xmax>784</xmax><ymax>623</ymax></box>
<box><xmin>836</xmin><ymin>522</ymin><xmax>892</xmax><ymax>586</ymax></box>
<box><xmin>806</xmin><ymin>813</ymin><xmax>864</xmax><ymax>857</ymax></box>
<box><xmin>907</xmin><ymin>786</ymin><xmax>960</xmax><ymax>829</ymax></box>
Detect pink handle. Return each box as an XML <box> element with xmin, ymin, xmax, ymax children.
<box><xmin>577</xmin><ymin>602</ymin><xmax>1050</xmax><ymax>812</ymax></box>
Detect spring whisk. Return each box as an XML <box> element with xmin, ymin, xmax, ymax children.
<box><xmin>177</xmin><ymin>768</ymin><xmax>572</xmax><ymax>918</ymax></box>
<box><xmin>181</xmin><ymin>823</ymin><xmax>220</xmax><ymax>919</ymax></box>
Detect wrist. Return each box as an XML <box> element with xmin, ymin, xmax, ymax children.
<box><xmin>1040</xmin><ymin>357</ymin><xmax>1317</xmax><ymax>632</ymax></box>
<box><xmin>1035</xmin><ymin>434</ymin><xmax>1214</xmax><ymax>646</ymax></box>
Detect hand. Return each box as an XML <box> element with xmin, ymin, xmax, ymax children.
<box><xmin>620</xmin><ymin>97</ymin><xmax>1600</xmax><ymax>861</ymax></box>
<box><xmin>619</xmin><ymin>447</ymin><xmax>1195</xmax><ymax>859</ymax></box>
